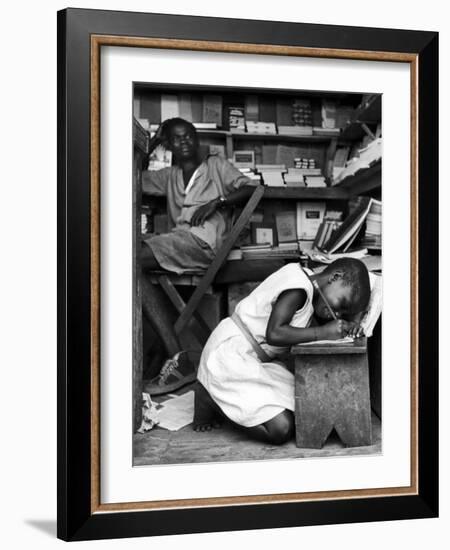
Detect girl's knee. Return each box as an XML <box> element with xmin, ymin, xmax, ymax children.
<box><xmin>266</xmin><ymin>412</ymin><xmax>294</xmax><ymax>445</ymax></box>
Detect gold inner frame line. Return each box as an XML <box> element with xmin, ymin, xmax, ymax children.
<box><xmin>89</xmin><ymin>34</ymin><xmax>419</xmax><ymax>514</ymax></box>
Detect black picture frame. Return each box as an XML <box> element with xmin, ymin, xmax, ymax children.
<box><xmin>57</xmin><ymin>8</ymin><xmax>438</xmax><ymax>541</ymax></box>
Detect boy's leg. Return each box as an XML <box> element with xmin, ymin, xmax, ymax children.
<box><xmin>244</xmin><ymin>410</ymin><xmax>294</xmax><ymax>445</ymax></box>
<box><xmin>140</xmin><ymin>243</ymin><xmax>181</xmax><ymax>358</ymax></box>
<box><xmin>193</xmin><ymin>381</ymin><xmax>223</xmax><ymax>432</ymax></box>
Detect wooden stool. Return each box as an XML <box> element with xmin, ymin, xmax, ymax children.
<box><xmin>291</xmin><ymin>337</ymin><xmax>372</xmax><ymax>449</ymax></box>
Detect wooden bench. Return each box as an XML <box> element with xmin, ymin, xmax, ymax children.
<box><xmin>291</xmin><ymin>337</ymin><xmax>372</xmax><ymax>449</ymax></box>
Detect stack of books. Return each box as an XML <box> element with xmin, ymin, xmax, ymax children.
<box><xmin>321</xmin><ymin>197</ymin><xmax>381</xmax><ymax>254</ymax></box>
<box><xmin>361</xmin><ymin>200</ymin><xmax>382</xmax><ymax>248</ymax></box>
<box><xmin>193</xmin><ymin>122</ymin><xmax>218</xmax><ymax>130</ymax></box>
<box><xmin>305</xmin><ymin>175</ymin><xmax>327</xmax><ymax>188</ymax></box>
<box><xmin>256</xmin><ymin>164</ymin><xmax>287</xmax><ymax>187</ymax></box>
<box><xmin>246</xmin><ymin>121</ymin><xmax>277</xmax><ymax>134</ymax></box>
<box><xmin>238</xmin><ymin>167</ymin><xmax>262</xmax><ymax>184</ymax></box>
<box><xmin>283</xmin><ymin>170</ymin><xmax>306</xmax><ymax>187</ymax></box>
<box><xmin>313</xmin><ymin>219</ymin><xmax>343</xmax><ymax>250</ymax></box>
<box><xmin>294</xmin><ymin>157</ymin><xmax>316</xmax><ymax>170</ymax></box>
<box><xmin>292</xmin><ymin>98</ymin><xmax>313</xmax><ymax>126</ymax></box>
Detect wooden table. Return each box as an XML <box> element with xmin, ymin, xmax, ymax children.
<box><xmin>291</xmin><ymin>337</ymin><xmax>372</xmax><ymax>449</ymax></box>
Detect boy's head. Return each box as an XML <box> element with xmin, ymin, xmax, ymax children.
<box><xmin>161</xmin><ymin>118</ymin><xmax>199</xmax><ymax>162</ymax></box>
<box><xmin>313</xmin><ymin>258</ymin><xmax>371</xmax><ymax>321</ymax></box>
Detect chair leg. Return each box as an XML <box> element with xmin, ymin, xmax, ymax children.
<box><xmin>158</xmin><ymin>276</ymin><xmax>210</xmax><ymax>345</ymax></box>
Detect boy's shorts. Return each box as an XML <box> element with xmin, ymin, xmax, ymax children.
<box><xmin>143</xmin><ymin>229</ymin><xmax>215</xmax><ymax>275</ymax></box>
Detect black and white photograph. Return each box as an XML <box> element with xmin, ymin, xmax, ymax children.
<box><xmin>132</xmin><ymin>84</ymin><xmax>383</xmax><ymax>466</ymax></box>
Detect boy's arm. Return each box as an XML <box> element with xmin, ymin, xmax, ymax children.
<box><xmin>191</xmin><ymin>157</ymin><xmax>257</xmax><ymax>226</ymax></box>
<box><xmin>190</xmin><ymin>184</ymin><xmax>256</xmax><ymax>226</ymax></box>
<box><xmin>266</xmin><ymin>289</ymin><xmax>354</xmax><ymax>346</ymax></box>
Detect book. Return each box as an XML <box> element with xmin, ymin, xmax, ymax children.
<box><xmin>278</xmin><ymin>125</ymin><xmax>313</xmax><ymax>135</ymax></box>
<box><xmin>190</xmin><ymin>95</ymin><xmax>203</xmax><ymax>122</ymax></box>
<box><xmin>275</xmin><ymin>211</ymin><xmax>297</xmax><ymax>243</ymax></box>
<box><xmin>322</xmin><ymin>197</ymin><xmax>381</xmax><ymax>254</ymax></box>
<box><xmin>139</xmin><ymin>92</ymin><xmax>162</xmax><ymax>123</ymax></box>
<box><xmin>202</xmin><ymin>95</ymin><xmax>222</xmax><ymax>125</ymax></box>
<box><xmin>179</xmin><ymin>93</ymin><xmax>193</xmax><ymax>122</ymax></box>
<box><xmin>245</xmin><ymin>95</ymin><xmax>259</xmax><ymax>122</ymax></box>
<box><xmin>296</xmin><ymin>202</ymin><xmax>326</xmax><ymax>240</ymax></box>
<box><xmin>305</xmin><ymin>176</ymin><xmax>327</xmax><ymax>187</ymax></box>
<box><xmin>259</xmin><ymin>96</ymin><xmax>277</xmax><ymax>123</ymax></box>
<box><xmin>194</xmin><ymin>122</ymin><xmax>218</xmax><ymax>129</ymax></box>
<box><xmin>161</xmin><ymin>94</ymin><xmax>179</xmax><ymax>120</ymax></box>
<box><xmin>321</xmin><ymin>99</ymin><xmax>337</xmax><ymax>128</ymax></box>
<box><xmin>246</xmin><ymin>121</ymin><xmax>277</xmax><ymax>134</ymax></box>
<box><xmin>261</xmin><ymin>171</ymin><xmax>285</xmax><ymax>187</ymax></box>
<box><xmin>276</xmin><ymin>98</ymin><xmax>293</xmax><ymax>126</ymax></box>
<box><xmin>242</xmin><ymin>246</ymin><xmax>299</xmax><ymax>260</ymax></box>
<box><xmin>227</xmin><ymin>249</ymin><xmax>243</xmax><ymax>261</ymax></box>
<box><xmin>228</xmin><ymin>106</ymin><xmax>245</xmax><ymax>131</ymax></box>
<box><xmin>233</xmin><ymin>150</ymin><xmax>255</xmax><ymax>169</ymax></box>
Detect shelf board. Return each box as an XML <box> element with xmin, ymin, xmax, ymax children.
<box><xmin>197</xmin><ymin>129</ymin><xmax>339</xmax><ymax>142</ymax></box>
<box><xmin>334</xmin><ymin>160</ymin><xmax>381</xmax><ymax>195</ymax></box>
<box><xmin>263</xmin><ymin>187</ymin><xmax>349</xmax><ymax>200</ymax></box>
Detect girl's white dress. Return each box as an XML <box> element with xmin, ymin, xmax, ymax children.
<box><xmin>197</xmin><ymin>263</ymin><xmax>314</xmax><ymax>427</ymax></box>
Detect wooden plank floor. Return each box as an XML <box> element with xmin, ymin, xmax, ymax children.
<box><xmin>133</xmin><ymin>407</ymin><xmax>381</xmax><ymax>467</ymax></box>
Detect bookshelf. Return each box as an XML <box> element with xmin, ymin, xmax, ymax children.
<box><xmin>135</xmin><ymin>86</ymin><xmax>382</xmax><ymax>259</ymax></box>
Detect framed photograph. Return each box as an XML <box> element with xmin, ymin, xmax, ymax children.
<box><xmin>57</xmin><ymin>8</ymin><xmax>438</xmax><ymax>541</ymax></box>
<box><xmin>252</xmin><ymin>222</ymin><xmax>277</xmax><ymax>246</ymax></box>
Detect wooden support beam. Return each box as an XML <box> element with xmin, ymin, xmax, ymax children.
<box><xmin>174</xmin><ymin>185</ymin><xmax>265</xmax><ymax>334</ymax></box>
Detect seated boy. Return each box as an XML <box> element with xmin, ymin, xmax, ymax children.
<box><xmin>193</xmin><ymin>258</ymin><xmax>371</xmax><ymax>445</ymax></box>
<box><xmin>140</xmin><ymin>117</ymin><xmax>256</xmax><ymax>394</ymax></box>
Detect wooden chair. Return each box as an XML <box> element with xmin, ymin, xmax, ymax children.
<box><xmin>147</xmin><ymin>184</ymin><xmax>265</xmax><ymax>346</ymax></box>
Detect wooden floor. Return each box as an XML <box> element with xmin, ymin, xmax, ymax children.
<box><xmin>133</xmin><ymin>389</ymin><xmax>381</xmax><ymax>466</ymax></box>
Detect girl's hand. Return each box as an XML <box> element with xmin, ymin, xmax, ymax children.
<box><xmin>320</xmin><ymin>319</ymin><xmax>355</xmax><ymax>340</ymax></box>
<box><xmin>346</xmin><ymin>323</ymin><xmax>365</xmax><ymax>338</ymax></box>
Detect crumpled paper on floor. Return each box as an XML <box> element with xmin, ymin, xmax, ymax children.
<box><xmin>157</xmin><ymin>391</ymin><xmax>195</xmax><ymax>431</ymax></box>
<box><xmin>137</xmin><ymin>393</ymin><xmax>160</xmax><ymax>433</ymax></box>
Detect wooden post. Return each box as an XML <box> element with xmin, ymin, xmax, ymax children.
<box><xmin>132</xmin><ymin>119</ymin><xmax>149</xmax><ymax>432</ymax></box>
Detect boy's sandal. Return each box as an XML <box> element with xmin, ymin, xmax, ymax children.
<box><xmin>145</xmin><ymin>351</ymin><xmax>198</xmax><ymax>396</ymax></box>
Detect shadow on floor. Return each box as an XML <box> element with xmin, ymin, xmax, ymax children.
<box><xmin>25</xmin><ymin>519</ymin><xmax>56</xmax><ymax>537</ymax></box>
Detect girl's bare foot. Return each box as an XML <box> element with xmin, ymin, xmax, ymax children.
<box><xmin>193</xmin><ymin>382</ymin><xmax>223</xmax><ymax>432</ymax></box>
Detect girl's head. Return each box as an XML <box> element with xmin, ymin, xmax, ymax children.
<box><xmin>313</xmin><ymin>258</ymin><xmax>371</xmax><ymax>321</ymax></box>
